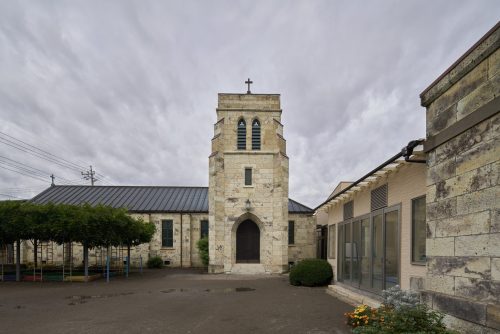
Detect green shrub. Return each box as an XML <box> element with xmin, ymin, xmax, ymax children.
<box><xmin>349</xmin><ymin>304</ymin><xmax>457</xmax><ymax>334</ymax></box>
<box><xmin>197</xmin><ymin>237</ymin><xmax>209</xmax><ymax>267</ymax></box>
<box><xmin>146</xmin><ymin>256</ymin><xmax>163</xmax><ymax>269</ymax></box>
<box><xmin>289</xmin><ymin>259</ymin><xmax>333</xmax><ymax>287</ymax></box>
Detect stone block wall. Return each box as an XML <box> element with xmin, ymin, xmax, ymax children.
<box><xmin>208</xmin><ymin>93</ymin><xmax>289</xmax><ymax>274</ymax></box>
<box><xmin>288</xmin><ymin>213</ymin><xmax>316</xmax><ymax>264</ymax></box>
<box><xmin>421</xmin><ymin>23</ymin><xmax>499</xmax><ymax>333</ymax></box>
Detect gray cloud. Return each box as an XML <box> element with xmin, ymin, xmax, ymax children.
<box><xmin>0</xmin><ymin>0</ymin><xmax>498</xmax><ymax>206</ymax></box>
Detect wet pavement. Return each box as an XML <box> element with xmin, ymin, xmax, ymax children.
<box><xmin>0</xmin><ymin>268</ymin><xmax>352</xmax><ymax>334</ymax></box>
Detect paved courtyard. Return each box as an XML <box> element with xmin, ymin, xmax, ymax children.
<box><xmin>0</xmin><ymin>269</ymin><xmax>352</xmax><ymax>334</ymax></box>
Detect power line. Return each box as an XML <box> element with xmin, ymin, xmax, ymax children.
<box><xmin>0</xmin><ymin>131</ymin><xmax>116</xmax><ymax>185</ymax></box>
<box><xmin>0</xmin><ymin>131</ymin><xmax>86</xmax><ymax>170</ymax></box>
<box><xmin>0</xmin><ymin>165</ymin><xmax>48</xmax><ymax>183</ymax></box>
<box><xmin>0</xmin><ymin>157</ymin><xmax>73</xmax><ymax>184</ymax></box>
<box><xmin>0</xmin><ymin>193</ymin><xmax>25</xmax><ymax>200</ymax></box>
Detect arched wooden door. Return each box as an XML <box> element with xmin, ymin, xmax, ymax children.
<box><xmin>236</xmin><ymin>220</ymin><xmax>260</xmax><ymax>263</ymax></box>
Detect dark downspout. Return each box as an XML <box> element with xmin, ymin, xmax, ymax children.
<box><xmin>180</xmin><ymin>213</ymin><xmax>183</xmax><ymax>268</ymax></box>
<box><xmin>148</xmin><ymin>214</ymin><xmax>152</xmax><ymax>259</ymax></box>
<box><xmin>16</xmin><ymin>239</ymin><xmax>20</xmax><ymax>282</ymax></box>
<box><xmin>33</xmin><ymin>239</ymin><xmax>37</xmax><ymax>268</ymax></box>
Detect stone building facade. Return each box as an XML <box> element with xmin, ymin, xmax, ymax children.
<box><xmin>11</xmin><ymin>91</ymin><xmax>316</xmax><ymax>274</ymax></box>
<box><xmin>208</xmin><ymin>93</ymin><xmax>291</xmax><ymax>274</ymax></box>
<box><xmin>316</xmin><ymin>145</ymin><xmax>427</xmax><ymax>306</ymax></box>
<box><xmin>420</xmin><ymin>23</ymin><xmax>500</xmax><ymax>333</ymax></box>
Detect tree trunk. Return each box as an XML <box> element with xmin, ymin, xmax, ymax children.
<box><xmin>127</xmin><ymin>245</ymin><xmax>131</xmax><ymax>278</ymax></box>
<box><xmin>33</xmin><ymin>239</ymin><xmax>37</xmax><ymax>268</ymax></box>
<box><xmin>16</xmin><ymin>240</ymin><xmax>21</xmax><ymax>282</ymax></box>
<box><xmin>83</xmin><ymin>243</ymin><xmax>89</xmax><ymax>282</ymax></box>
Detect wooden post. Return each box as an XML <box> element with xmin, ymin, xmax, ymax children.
<box><xmin>15</xmin><ymin>240</ymin><xmax>20</xmax><ymax>282</ymax></box>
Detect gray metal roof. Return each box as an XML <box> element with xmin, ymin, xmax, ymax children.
<box><xmin>31</xmin><ymin>186</ymin><xmax>314</xmax><ymax>214</ymax></box>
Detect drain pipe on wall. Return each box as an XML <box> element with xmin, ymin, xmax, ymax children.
<box><xmin>180</xmin><ymin>212</ymin><xmax>183</xmax><ymax>268</ymax></box>
<box><xmin>402</xmin><ymin>139</ymin><xmax>426</xmax><ymax>163</ymax></box>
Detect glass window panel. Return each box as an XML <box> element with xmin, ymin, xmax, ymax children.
<box><xmin>385</xmin><ymin>210</ymin><xmax>399</xmax><ymax>289</ymax></box>
<box><xmin>360</xmin><ymin>218</ymin><xmax>371</xmax><ymax>289</ymax></box>
<box><xmin>372</xmin><ymin>214</ymin><xmax>383</xmax><ymax>290</ymax></box>
<box><xmin>244</xmin><ymin>168</ymin><xmax>252</xmax><ymax>186</ymax></box>
<box><xmin>200</xmin><ymin>220</ymin><xmax>209</xmax><ymax>239</ymax></box>
<box><xmin>337</xmin><ymin>224</ymin><xmax>344</xmax><ymax>281</ymax></box>
<box><xmin>412</xmin><ymin>197</ymin><xmax>426</xmax><ymax>263</ymax></box>
<box><xmin>162</xmin><ymin>220</ymin><xmax>173</xmax><ymax>248</ymax></box>
<box><xmin>352</xmin><ymin>221</ymin><xmax>361</xmax><ymax>286</ymax></box>
<box><xmin>288</xmin><ymin>221</ymin><xmax>295</xmax><ymax>245</ymax></box>
<box><xmin>329</xmin><ymin>225</ymin><xmax>336</xmax><ymax>258</ymax></box>
<box><xmin>343</xmin><ymin>223</ymin><xmax>351</xmax><ymax>282</ymax></box>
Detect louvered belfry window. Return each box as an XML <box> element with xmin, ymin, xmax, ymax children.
<box><xmin>252</xmin><ymin>119</ymin><xmax>261</xmax><ymax>150</ymax></box>
<box><xmin>371</xmin><ymin>184</ymin><xmax>388</xmax><ymax>211</ymax></box>
<box><xmin>343</xmin><ymin>201</ymin><xmax>354</xmax><ymax>220</ymax></box>
<box><xmin>237</xmin><ymin>118</ymin><xmax>246</xmax><ymax>150</ymax></box>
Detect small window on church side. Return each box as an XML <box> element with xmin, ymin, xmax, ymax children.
<box><xmin>200</xmin><ymin>220</ymin><xmax>209</xmax><ymax>239</ymax></box>
<box><xmin>288</xmin><ymin>221</ymin><xmax>295</xmax><ymax>245</ymax></box>
<box><xmin>244</xmin><ymin>168</ymin><xmax>252</xmax><ymax>186</ymax></box>
<box><xmin>162</xmin><ymin>220</ymin><xmax>173</xmax><ymax>248</ymax></box>
<box><xmin>237</xmin><ymin>118</ymin><xmax>246</xmax><ymax>150</ymax></box>
<box><xmin>252</xmin><ymin>119</ymin><xmax>261</xmax><ymax>150</ymax></box>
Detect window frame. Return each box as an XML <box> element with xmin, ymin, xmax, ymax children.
<box><xmin>244</xmin><ymin>167</ymin><xmax>253</xmax><ymax>186</ymax></box>
<box><xmin>161</xmin><ymin>220</ymin><xmax>174</xmax><ymax>248</ymax></box>
<box><xmin>237</xmin><ymin>118</ymin><xmax>247</xmax><ymax>150</ymax></box>
<box><xmin>200</xmin><ymin>219</ymin><xmax>209</xmax><ymax>239</ymax></box>
<box><xmin>288</xmin><ymin>221</ymin><xmax>295</xmax><ymax>245</ymax></box>
<box><xmin>411</xmin><ymin>195</ymin><xmax>426</xmax><ymax>265</ymax></box>
<box><xmin>251</xmin><ymin>118</ymin><xmax>261</xmax><ymax>150</ymax></box>
<box><xmin>328</xmin><ymin>224</ymin><xmax>336</xmax><ymax>258</ymax></box>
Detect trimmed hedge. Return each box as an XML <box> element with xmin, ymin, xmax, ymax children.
<box><xmin>147</xmin><ymin>256</ymin><xmax>164</xmax><ymax>269</ymax></box>
<box><xmin>289</xmin><ymin>259</ymin><xmax>333</xmax><ymax>287</ymax></box>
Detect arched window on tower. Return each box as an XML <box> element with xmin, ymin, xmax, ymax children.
<box><xmin>252</xmin><ymin>119</ymin><xmax>261</xmax><ymax>150</ymax></box>
<box><xmin>237</xmin><ymin>118</ymin><xmax>246</xmax><ymax>150</ymax></box>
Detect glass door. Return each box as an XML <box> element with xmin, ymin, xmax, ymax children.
<box><xmin>385</xmin><ymin>210</ymin><xmax>399</xmax><ymax>288</ymax></box>
<box><xmin>343</xmin><ymin>222</ymin><xmax>351</xmax><ymax>282</ymax></box>
<box><xmin>360</xmin><ymin>217</ymin><xmax>371</xmax><ymax>289</ymax></box>
<box><xmin>372</xmin><ymin>212</ymin><xmax>384</xmax><ymax>291</ymax></box>
<box><xmin>352</xmin><ymin>220</ymin><xmax>361</xmax><ymax>287</ymax></box>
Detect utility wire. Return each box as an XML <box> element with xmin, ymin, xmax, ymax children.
<box><xmin>0</xmin><ymin>131</ymin><xmax>86</xmax><ymax>170</ymax></box>
<box><xmin>0</xmin><ymin>165</ymin><xmax>48</xmax><ymax>183</ymax></box>
<box><xmin>0</xmin><ymin>193</ymin><xmax>25</xmax><ymax>200</ymax></box>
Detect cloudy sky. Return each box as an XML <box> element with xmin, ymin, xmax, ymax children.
<box><xmin>0</xmin><ymin>1</ymin><xmax>498</xmax><ymax>207</ymax></box>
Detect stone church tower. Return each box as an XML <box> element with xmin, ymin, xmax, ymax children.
<box><xmin>208</xmin><ymin>91</ymin><xmax>289</xmax><ymax>274</ymax></box>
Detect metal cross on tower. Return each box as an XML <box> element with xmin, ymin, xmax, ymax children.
<box><xmin>245</xmin><ymin>78</ymin><xmax>253</xmax><ymax>94</ymax></box>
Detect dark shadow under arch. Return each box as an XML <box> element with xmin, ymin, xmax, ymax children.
<box><xmin>236</xmin><ymin>219</ymin><xmax>260</xmax><ymax>263</ymax></box>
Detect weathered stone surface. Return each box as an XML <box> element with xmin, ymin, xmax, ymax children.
<box><xmin>433</xmin><ymin>292</ymin><xmax>487</xmax><ymax>325</ymax></box>
<box><xmin>427</xmin><ymin>103</ymin><xmax>457</xmax><ymax>136</ymax></box>
<box><xmin>410</xmin><ymin>276</ymin><xmax>424</xmax><ymax>291</ymax></box>
<box><xmin>443</xmin><ymin>314</ymin><xmax>498</xmax><ymax>333</ymax></box>
<box><xmin>455</xmin><ymin>277</ymin><xmax>500</xmax><ymax>303</ymax></box>
<box><xmin>489</xmin><ymin>47</ymin><xmax>500</xmax><ymax>80</ymax></box>
<box><xmin>487</xmin><ymin>304</ymin><xmax>500</xmax><ymax>330</ymax></box>
<box><xmin>427</xmin><ymin>197</ymin><xmax>457</xmax><ymax>221</ymax></box>
<box><xmin>425</xmin><ymin>273</ymin><xmax>455</xmax><ymax>294</ymax></box>
<box><xmin>426</xmin><ymin>238</ymin><xmax>455</xmax><ymax>257</ymax></box>
<box><xmin>493</xmin><ymin>209</ymin><xmax>500</xmax><ymax>233</ymax></box>
<box><xmin>455</xmin><ymin>233</ymin><xmax>500</xmax><ymax>257</ymax></box>
<box><xmin>428</xmin><ymin>256</ymin><xmax>491</xmax><ymax>279</ymax></box>
<box><xmin>425</xmin><ymin>60</ymin><xmax>488</xmax><ymax>117</ymax></box>
<box><xmin>456</xmin><ymin>137</ymin><xmax>500</xmax><ymax>175</ymax></box>
<box><xmin>435</xmin><ymin>210</ymin><xmax>491</xmax><ymax>237</ymax></box>
<box><xmin>457</xmin><ymin>73</ymin><xmax>500</xmax><ymax>120</ymax></box>
<box><xmin>491</xmin><ymin>258</ymin><xmax>500</xmax><ymax>281</ymax></box>
<box><xmin>456</xmin><ymin>187</ymin><xmax>498</xmax><ymax>216</ymax></box>
<box><xmin>427</xmin><ymin>160</ymin><xmax>456</xmax><ymax>186</ymax></box>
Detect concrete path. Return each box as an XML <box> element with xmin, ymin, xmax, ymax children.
<box><xmin>0</xmin><ymin>269</ymin><xmax>352</xmax><ymax>334</ymax></box>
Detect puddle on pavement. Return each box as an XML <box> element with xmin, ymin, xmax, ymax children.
<box><xmin>66</xmin><ymin>292</ymin><xmax>134</xmax><ymax>306</ymax></box>
<box><xmin>160</xmin><ymin>287</ymin><xmax>255</xmax><ymax>294</ymax></box>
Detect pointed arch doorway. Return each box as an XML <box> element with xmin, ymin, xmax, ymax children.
<box><xmin>236</xmin><ymin>219</ymin><xmax>260</xmax><ymax>263</ymax></box>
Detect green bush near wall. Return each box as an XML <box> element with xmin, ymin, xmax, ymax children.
<box><xmin>289</xmin><ymin>259</ymin><xmax>333</xmax><ymax>287</ymax></box>
<box><xmin>197</xmin><ymin>237</ymin><xmax>209</xmax><ymax>267</ymax></box>
<box><xmin>146</xmin><ymin>256</ymin><xmax>163</xmax><ymax>269</ymax></box>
